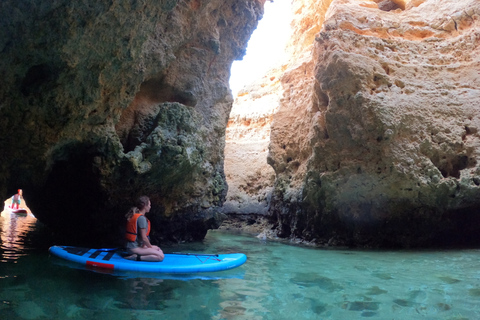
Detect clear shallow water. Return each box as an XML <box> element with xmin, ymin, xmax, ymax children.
<box><xmin>1</xmin><ymin>210</ymin><xmax>480</xmax><ymax>319</ymax></box>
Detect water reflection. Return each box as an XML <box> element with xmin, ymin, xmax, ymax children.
<box><xmin>1</xmin><ymin>200</ymin><xmax>37</xmax><ymax>262</ymax></box>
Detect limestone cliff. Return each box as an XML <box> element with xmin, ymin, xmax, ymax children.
<box><xmin>3</xmin><ymin>0</ymin><xmax>479</xmax><ymax>248</ymax></box>
<box><xmin>266</xmin><ymin>0</ymin><xmax>480</xmax><ymax>247</ymax></box>
<box><xmin>223</xmin><ymin>69</ymin><xmax>279</xmax><ymax>216</ymax></box>
<box><xmin>0</xmin><ymin>0</ymin><xmax>264</xmax><ymax>244</ymax></box>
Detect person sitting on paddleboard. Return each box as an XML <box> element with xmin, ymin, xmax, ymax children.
<box><xmin>124</xmin><ymin>196</ymin><xmax>164</xmax><ymax>262</ymax></box>
<box><xmin>11</xmin><ymin>189</ymin><xmax>22</xmax><ymax>209</ymax></box>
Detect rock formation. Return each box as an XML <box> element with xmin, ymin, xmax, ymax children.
<box><xmin>2</xmin><ymin>0</ymin><xmax>479</xmax><ymax>248</ymax></box>
<box><xmin>0</xmin><ymin>0</ymin><xmax>264</xmax><ymax>245</ymax></box>
<box><xmin>265</xmin><ymin>0</ymin><xmax>480</xmax><ymax>247</ymax></box>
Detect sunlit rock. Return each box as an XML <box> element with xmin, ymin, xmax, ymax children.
<box><xmin>267</xmin><ymin>0</ymin><xmax>480</xmax><ymax>247</ymax></box>
<box><xmin>0</xmin><ymin>0</ymin><xmax>264</xmax><ymax>244</ymax></box>
<box><xmin>224</xmin><ymin>69</ymin><xmax>279</xmax><ymax>215</ymax></box>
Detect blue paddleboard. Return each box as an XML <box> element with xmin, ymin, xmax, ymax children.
<box><xmin>49</xmin><ymin>246</ymin><xmax>247</xmax><ymax>273</ymax></box>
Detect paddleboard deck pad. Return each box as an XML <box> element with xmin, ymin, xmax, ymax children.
<box><xmin>49</xmin><ymin>246</ymin><xmax>247</xmax><ymax>273</ymax></box>
<box><xmin>6</xmin><ymin>206</ymin><xmax>27</xmax><ymax>214</ymax></box>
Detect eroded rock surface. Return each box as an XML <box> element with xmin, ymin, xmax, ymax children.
<box><xmin>223</xmin><ymin>69</ymin><xmax>279</xmax><ymax>216</ymax></box>
<box><xmin>267</xmin><ymin>0</ymin><xmax>480</xmax><ymax>247</ymax></box>
<box><xmin>0</xmin><ymin>0</ymin><xmax>263</xmax><ymax>245</ymax></box>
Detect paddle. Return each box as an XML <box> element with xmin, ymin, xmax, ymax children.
<box><xmin>171</xmin><ymin>252</ymin><xmax>219</xmax><ymax>257</ymax></box>
<box><xmin>97</xmin><ymin>248</ymin><xmax>219</xmax><ymax>257</ymax></box>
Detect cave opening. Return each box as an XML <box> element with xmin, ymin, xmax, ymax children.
<box><xmin>229</xmin><ymin>0</ymin><xmax>292</xmax><ymax>96</ymax></box>
<box><xmin>1</xmin><ymin>189</ymin><xmax>34</xmax><ymax>216</ymax></box>
<box><xmin>224</xmin><ymin>0</ymin><xmax>292</xmax><ymax>216</ymax></box>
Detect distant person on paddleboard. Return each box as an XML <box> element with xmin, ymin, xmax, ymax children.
<box><xmin>124</xmin><ymin>195</ymin><xmax>164</xmax><ymax>262</ymax></box>
<box><xmin>11</xmin><ymin>189</ymin><xmax>22</xmax><ymax>209</ymax></box>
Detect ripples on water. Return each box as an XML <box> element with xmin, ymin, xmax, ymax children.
<box><xmin>1</xmin><ymin>208</ymin><xmax>480</xmax><ymax>319</ymax></box>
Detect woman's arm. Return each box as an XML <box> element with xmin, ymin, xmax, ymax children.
<box><xmin>139</xmin><ymin>227</ymin><xmax>153</xmax><ymax>248</ymax></box>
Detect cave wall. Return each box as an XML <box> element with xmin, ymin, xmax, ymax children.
<box><xmin>3</xmin><ymin>0</ymin><xmax>479</xmax><ymax>248</ymax></box>
<box><xmin>0</xmin><ymin>0</ymin><xmax>264</xmax><ymax>245</ymax></box>
<box><xmin>267</xmin><ymin>0</ymin><xmax>480</xmax><ymax>247</ymax></box>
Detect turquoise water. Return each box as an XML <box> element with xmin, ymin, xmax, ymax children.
<box><xmin>1</xmin><ymin>210</ymin><xmax>480</xmax><ymax>319</ymax></box>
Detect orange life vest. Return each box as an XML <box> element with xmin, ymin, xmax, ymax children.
<box><xmin>125</xmin><ymin>213</ymin><xmax>151</xmax><ymax>242</ymax></box>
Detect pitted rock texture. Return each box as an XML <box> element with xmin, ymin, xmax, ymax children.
<box><xmin>0</xmin><ymin>0</ymin><xmax>263</xmax><ymax>245</ymax></box>
<box><xmin>267</xmin><ymin>0</ymin><xmax>480</xmax><ymax>247</ymax></box>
